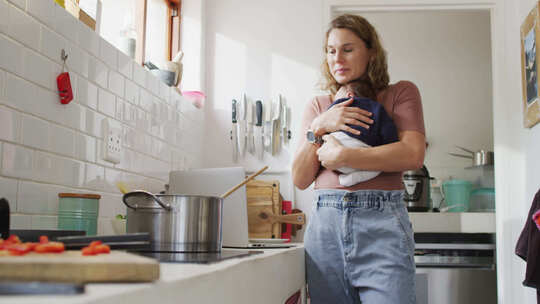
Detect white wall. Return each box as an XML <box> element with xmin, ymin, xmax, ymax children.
<box><xmin>0</xmin><ymin>0</ymin><xmax>205</xmax><ymax>234</ymax></box>
<box><xmin>496</xmin><ymin>0</ymin><xmax>540</xmax><ymax>302</ymax></box>
<box><xmin>361</xmin><ymin>10</ymin><xmax>493</xmax><ymax>186</ymax></box>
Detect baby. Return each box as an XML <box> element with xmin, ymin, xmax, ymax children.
<box><xmin>328</xmin><ymin>83</ymin><xmax>399</xmax><ymax>186</ymax></box>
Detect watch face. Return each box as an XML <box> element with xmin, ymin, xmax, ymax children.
<box><xmin>307</xmin><ymin>130</ymin><xmax>315</xmax><ymax>143</ymax></box>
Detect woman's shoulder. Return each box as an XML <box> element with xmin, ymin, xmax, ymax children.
<box><xmin>379</xmin><ymin>81</ymin><xmax>421</xmax><ymax>103</ymax></box>
<box><xmin>309</xmin><ymin>95</ymin><xmax>333</xmax><ymax>112</ymax></box>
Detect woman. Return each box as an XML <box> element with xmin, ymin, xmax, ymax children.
<box><xmin>292</xmin><ymin>14</ymin><xmax>425</xmax><ymax>304</ymax></box>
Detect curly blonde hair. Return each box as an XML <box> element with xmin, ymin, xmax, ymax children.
<box><xmin>321</xmin><ymin>14</ymin><xmax>389</xmax><ymax>98</ymax></box>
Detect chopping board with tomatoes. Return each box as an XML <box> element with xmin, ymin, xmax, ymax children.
<box><xmin>0</xmin><ymin>235</ymin><xmax>159</xmax><ymax>283</ymax></box>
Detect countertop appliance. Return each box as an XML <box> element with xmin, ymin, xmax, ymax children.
<box><xmin>414</xmin><ymin>233</ymin><xmax>497</xmax><ymax>304</ymax></box>
<box><xmin>403</xmin><ymin>165</ymin><xmax>432</xmax><ymax>212</ymax></box>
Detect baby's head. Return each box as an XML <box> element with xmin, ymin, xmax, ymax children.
<box><xmin>336</xmin><ymin>80</ymin><xmax>376</xmax><ymax>101</ymax></box>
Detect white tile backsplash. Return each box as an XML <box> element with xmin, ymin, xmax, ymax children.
<box><xmin>108</xmin><ymin>70</ymin><xmax>124</xmax><ymax>97</ymax></box>
<box><xmin>27</xmin><ymin>0</ymin><xmax>55</xmax><ymax>29</ymax></box>
<box><xmin>0</xmin><ymin>3</ymin><xmax>203</xmax><ymax>224</ymax></box>
<box><xmin>78</xmin><ymin>78</ymin><xmax>98</xmax><ymax>110</ymax></box>
<box><xmin>118</xmin><ymin>52</ymin><xmax>133</xmax><ymax>79</ymax></box>
<box><xmin>39</xmin><ymin>25</ymin><xmax>66</xmax><ymax>64</ymax></box>
<box><xmin>21</xmin><ymin>114</ymin><xmax>49</xmax><ymax>150</ymax></box>
<box><xmin>0</xmin><ymin>105</ymin><xmax>20</xmax><ymax>142</ymax></box>
<box><xmin>10</xmin><ymin>214</ymin><xmax>31</xmax><ymax>229</ymax></box>
<box><xmin>22</xmin><ymin>48</ymin><xmax>52</xmax><ymax>89</ymax></box>
<box><xmin>98</xmin><ymin>88</ymin><xmax>116</xmax><ymax>117</ymax></box>
<box><xmin>0</xmin><ymin>34</ymin><xmax>24</xmax><ymax>76</ymax></box>
<box><xmin>53</xmin><ymin>4</ymin><xmax>78</xmax><ymax>43</ymax></box>
<box><xmin>132</xmin><ymin>62</ymin><xmax>146</xmax><ymax>87</ymax></box>
<box><xmin>1</xmin><ymin>143</ymin><xmax>33</xmax><ymax>179</ymax></box>
<box><xmin>99</xmin><ymin>39</ymin><xmax>117</xmax><ymax>70</ymax></box>
<box><xmin>49</xmin><ymin>124</ymin><xmax>75</xmax><ymax>158</ymax></box>
<box><xmin>77</xmin><ymin>21</ymin><xmax>99</xmax><ymax>58</ymax></box>
<box><xmin>7</xmin><ymin>0</ymin><xmax>25</xmax><ymax>10</ymax></box>
<box><xmin>0</xmin><ymin>176</ymin><xmax>18</xmax><ymax>210</ymax></box>
<box><xmin>17</xmin><ymin>181</ymin><xmax>59</xmax><ymax>214</ymax></box>
<box><xmin>0</xmin><ymin>1</ymin><xmax>9</xmax><ymax>35</ymax></box>
<box><xmin>124</xmin><ymin>79</ymin><xmax>139</xmax><ymax>105</ymax></box>
<box><xmin>75</xmin><ymin>134</ymin><xmax>96</xmax><ymax>163</ymax></box>
<box><xmin>87</xmin><ymin>56</ymin><xmax>108</xmax><ymax>88</ymax></box>
<box><xmin>8</xmin><ymin>4</ymin><xmax>40</xmax><ymax>51</ymax></box>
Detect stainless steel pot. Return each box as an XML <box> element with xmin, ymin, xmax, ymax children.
<box><xmin>449</xmin><ymin>146</ymin><xmax>494</xmax><ymax>167</ymax></box>
<box><xmin>122</xmin><ymin>191</ymin><xmax>223</xmax><ymax>252</ymax></box>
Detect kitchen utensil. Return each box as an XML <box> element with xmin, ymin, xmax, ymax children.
<box><xmin>0</xmin><ymin>198</ymin><xmax>9</xmax><ymax>240</ymax></box>
<box><xmin>449</xmin><ymin>146</ymin><xmax>494</xmax><ymax>167</ymax></box>
<box><xmin>246</xmin><ymin>179</ymin><xmax>282</xmax><ymax>239</ymax></box>
<box><xmin>0</xmin><ymin>251</ymin><xmax>159</xmax><ymax>283</ymax></box>
<box><xmin>150</xmin><ymin>69</ymin><xmax>176</xmax><ymax>87</ymax></box>
<box><xmin>246</xmin><ymin>98</ymin><xmax>255</xmax><ymax>154</ymax></box>
<box><xmin>271</xmin><ymin>95</ymin><xmax>282</xmax><ymax>155</ymax></box>
<box><xmin>402</xmin><ymin>165</ymin><xmax>432</xmax><ymax>212</ymax></box>
<box><xmin>116</xmin><ymin>181</ymin><xmax>131</xmax><ymax>194</ymax></box>
<box><xmin>55</xmin><ymin>233</ymin><xmax>151</xmax><ymax>250</ymax></box>
<box><xmin>440</xmin><ymin>179</ymin><xmax>472</xmax><ymax>212</ymax></box>
<box><xmin>122</xmin><ymin>166</ymin><xmax>268</xmax><ymax>252</ymax></box>
<box><xmin>0</xmin><ymin>281</ymin><xmax>85</xmax><ymax>295</ymax></box>
<box><xmin>237</xmin><ymin>94</ymin><xmax>247</xmax><ymax>157</ymax></box>
<box><xmin>231</xmin><ymin>99</ymin><xmax>238</xmax><ymax>162</ymax></box>
<box><xmin>258</xmin><ymin>211</ymin><xmax>305</xmax><ymax>225</ymax></box>
<box><xmin>57</xmin><ymin>193</ymin><xmax>100</xmax><ymax>236</ymax></box>
<box><xmin>469</xmin><ymin>188</ymin><xmax>495</xmax><ymax>212</ymax></box>
<box><xmin>255</xmin><ymin>100</ymin><xmax>264</xmax><ymax>160</ymax></box>
<box><xmin>263</xmin><ymin>99</ymin><xmax>273</xmax><ymax>152</ymax></box>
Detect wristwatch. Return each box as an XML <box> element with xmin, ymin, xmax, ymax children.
<box><xmin>306</xmin><ymin>130</ymin><xmax>324</xmax><ymax>145</ymax></box>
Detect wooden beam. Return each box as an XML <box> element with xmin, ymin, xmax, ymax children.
<box><xmin>135</xmin><ymin>0</ymin><xmax>148</xmax><ymax>65</ymax></box>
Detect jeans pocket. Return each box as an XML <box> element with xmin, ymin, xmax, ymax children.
<box><xmin>391</xmin><ymin>205</ymin><xmax>415</xmax><ymax>253</ymax></box>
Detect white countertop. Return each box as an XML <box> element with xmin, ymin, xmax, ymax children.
<box><xmin>2</xmin><ymin>245</ymin><xmax>306</xmax><ymax>304</ymax></box>
<box><xmin>409</xmin><ymin>212</ymin><xmax>496</xmax><ymax>233</ymax></box>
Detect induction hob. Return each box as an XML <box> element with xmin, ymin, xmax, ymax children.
<box><xmin>134</xmin><ymin>250</ymin><xmax>263</xmax><ymax>264</ymax></box>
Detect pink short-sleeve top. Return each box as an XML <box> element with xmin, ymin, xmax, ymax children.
<box><xmin>297</xmin><ymin>80</ymin><xmax>425</xmax><ymax>190</ymax></box>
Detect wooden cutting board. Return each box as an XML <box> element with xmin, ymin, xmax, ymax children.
<box><xmin>246</xmin><ymin>179</ymin><xmax>281</xmax><ymax>239</ymax></box>
<box><xmin>0</xmin><ymin>250</ymin><xmax>159</xmax><ymax>283</ymax></box>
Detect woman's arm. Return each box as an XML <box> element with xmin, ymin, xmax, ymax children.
<box><xmin>317</xmin><ymin>130</ymin><xmax>425</xmax><ymax>172</ymax></box>
<box><xmin>292</xmin><ymin>140</ymin><xmax>321</xmax><ymax>190</ymax></box>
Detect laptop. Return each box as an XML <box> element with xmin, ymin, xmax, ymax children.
<box><xmin>169</xmin><ymin>167</ymin><xmax>293</xmax><ymax>249</ymax></box>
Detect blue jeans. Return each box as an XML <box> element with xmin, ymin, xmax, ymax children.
<box><xmin>305</xmin><ymin>189</ymin><xmax>416</xmax><ymax>304</ymax></box>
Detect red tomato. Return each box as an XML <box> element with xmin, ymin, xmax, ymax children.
<box><xmin>35</xmin><ymin>242</ymin><xmax>65</xmax><ymax>253</ymax></box>
<box><xmin>39</xmin><ymin>236</ymin><xmax>49</xmax><ymax>244</ymax></box>
<box><xmin>7</xmin><ymin>243</ymin><xmax>33</xmax><ymax>256</ymax></box>
<box><xmin>81</xmin><ymin>246</ymin><xmax>95</xmax><ymax>256</ymax></box>
<box><xmin>6</xmin><ymin>235</ymin><xmax>21</xmax><ymax>244</ymax></box>
<box><xmin>89</xmin><ymin>240</ymin><xmax>102</xmax><ymax>247</ymax></box>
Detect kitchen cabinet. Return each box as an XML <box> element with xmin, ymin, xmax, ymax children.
<box><xmin>409</xmin><ymin>212</ymin><xmax>495</xmax><ymax>233</ymax></box>
<box><xmin>2</xmin><ymin>246</ymin><xmax>305</xmax><ymax>304</ymax></box>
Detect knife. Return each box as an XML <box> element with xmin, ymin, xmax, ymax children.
<box><xmin>231</xmin><ymin>99</ymin><xmax>238</xmax><ymax>162</ymax></box>
<box><xmin>263</xmin><ymin>99</ymin><xmax>272</xmax><ymax>152</ymax></box>
<box><xmin>255</xmin><ymin>100</ymin><xmax>264</xmax><ymax>160</ymax></box>
<box><xmin>246</xmin><ymin>98</ymin><xmax>255</xmax><ymax>154</ymax></box>
<box><xmin>237</xmin><ymin>94</ymin><xmax>247</xmax><ymax>157</ymax></box>
<box><xmin>271</xmin><ymin>95</ymin><xmax>282</xmax><ymax>155</ymax></box>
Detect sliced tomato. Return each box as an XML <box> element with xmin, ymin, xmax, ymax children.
<box><xmin>35</xmin><ymin>242</ymin><xmax>65</xmax><ymax>253</ymax></box>
<box><xmin>7</xmin><ymin>243</ymin><xmax>34</xmax><ymax>256</ymax></box>
<box><xmin>39</xmin><ymin>235</ymin><xmax>49</xmax><ymax>244</ymax></box>
<box><xmin>81</xmin><ymin>243</ymin><xmax>110</xmax><ymax>256</ymax></box>
<box><xmin>93</xmin><ymin>244</ymin><xmax>110</xmax><ymax>254</ymax></box>
<box><xmin>89</xmin><ymin>240</ymin><xmax>102</xmax><ymax>247</ymax></box>
<box><xmin>6</xmin><ymin>235</ymin><xmax>21</xmax><ymax>244</ymax></box>
<box><xmin>81</xmin><ymin>246</ymin><xmax>96</xmax><ymax>256</ymax></box>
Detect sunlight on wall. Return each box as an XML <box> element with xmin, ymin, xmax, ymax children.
<box><xmin>212</xmin><ymin>33</ymin><xmax>247</xmax><ymax>110</ymax></box>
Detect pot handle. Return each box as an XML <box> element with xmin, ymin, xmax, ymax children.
<box><xmin>122</xmin><ymin>191</ymin><xmax>172</xmax><ymax>211</ymax></box>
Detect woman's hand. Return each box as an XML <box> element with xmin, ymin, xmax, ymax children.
<box><xmin>310</xmin><ymin>97</ymin><xmax>373</xmax><ymax>136</ymax></box>
<box><xmin>316</xmin><ymin>135</ymin><xmax>352</xmax><ymax>170</ymax></box>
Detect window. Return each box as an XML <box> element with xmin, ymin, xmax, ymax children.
<box><xmin>99</xmin><ymin>0</ymin><xmax>181</xmax><ymax>66</ymax></box>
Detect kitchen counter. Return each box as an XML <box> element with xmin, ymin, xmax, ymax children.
<box><xmin>409</xmin><ymin>212</ymin><xmax>495</xmax><ymax>233</ymax></box>
<box><xmin>2</xmin><ymin>245</ymin><xmax>305</xmax><ymax>304</ymax></box>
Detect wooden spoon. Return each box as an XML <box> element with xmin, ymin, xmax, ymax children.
<box><xmin>221</xmin><ymin>166</ymin><xmax>268</xmax><ymax>199</ymax></box>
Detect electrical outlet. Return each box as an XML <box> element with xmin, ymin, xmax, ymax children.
<box><xmin>101</xmin><ymin>118</ymin><xmax>122</xmax><ymax>164</ymax></box>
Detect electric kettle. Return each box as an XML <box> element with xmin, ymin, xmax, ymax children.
<box><xmin>402</xmin><ymin>165</ymin><xmax>432</xmax><ymax>212</ymax></box>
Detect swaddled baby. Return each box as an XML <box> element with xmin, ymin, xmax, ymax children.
<box><xmin>328</xmin><ymin>83</ymin><xmax>399</xmax><ymax>186</ymax></box>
